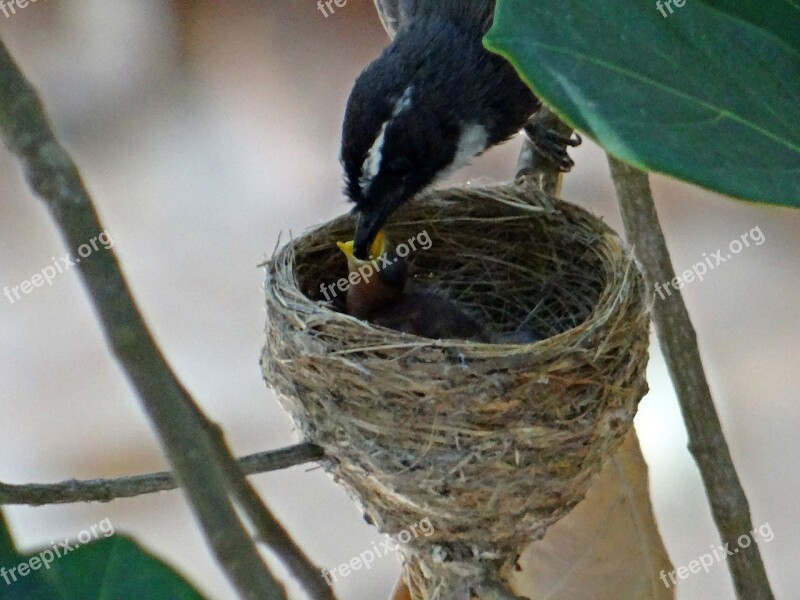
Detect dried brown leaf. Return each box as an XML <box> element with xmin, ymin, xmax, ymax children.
<box><xmin>507</xmin><ymin>429</ymin><xmax>674</xmax><ymax>599</ymax></box>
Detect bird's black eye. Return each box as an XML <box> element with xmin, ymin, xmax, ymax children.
<box><xmin>386</xmin><ymin>156</ymin><xmax>413</xmax><ymax>177</ymax></box>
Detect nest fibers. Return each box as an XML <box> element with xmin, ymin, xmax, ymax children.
<box><xmin>261</xmin><ymin>180</ymin><xmax>650</xmax><ymax>597</ymax></box>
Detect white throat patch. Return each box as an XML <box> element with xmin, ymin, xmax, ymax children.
<box><xmin>453</xmin><ymin>123</ymin><xmax>489</xmax><ymax>169</ymax></box>
<box><xmin>359</xmin><ymin>86</ymin><xmax>414</xmax><ymax>194</ymax></box>
<box><xmin>436</xmin><ymin>123</ymin><xmax>489</xmax><ymax>182</ymax></box>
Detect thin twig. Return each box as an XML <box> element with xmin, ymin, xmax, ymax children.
<box><xmin>607</xmin><ymin>155</ymin><xmax>774</xmax><ymax>600</ymax></box>
<box><xmin>0</xmin><ymin>40</ymin><xmax>334</xmax><ymax>600</ymax></box>
<box><xmin>206</xmin><ymin>429</ymin><xmax>336</xmax><ymax>600</ymax></box>
<box><xmin>0</xmin><ymin>443</ymin><xmax>324</xmax><ymax>506</ymax></box>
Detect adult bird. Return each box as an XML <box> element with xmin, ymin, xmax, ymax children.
<box><xmin>342</xmin><ymin>0</ymin><xmax>579</xmax><ymax>258</ymax></box>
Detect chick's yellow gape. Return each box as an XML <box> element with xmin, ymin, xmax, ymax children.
<box><xmin>336</xmin><ymin>230</ymin><xmax>386</xmax><ymax>265</ymax></box>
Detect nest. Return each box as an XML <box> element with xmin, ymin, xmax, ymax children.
<box><xmin>261</xmin><ymin>181</ymin><xmax>650</xmax><ymax>597</ymax></box>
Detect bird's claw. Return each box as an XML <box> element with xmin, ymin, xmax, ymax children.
<box><xmin>524</xmin><ymin>123</ymin><xmax>582</xmax><ymax>172</ymax></box>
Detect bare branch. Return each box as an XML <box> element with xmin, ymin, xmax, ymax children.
<box><xmin>0</xmin><ymin>40</ymin><xmax>334</xmax><ymax>600</ymax></box>
<box><xmin>0</xmin><ymin>443</ymin><xmax>324</xmax><ymax>506</ymax></box>
<box><xmin>206</xmin><ymin>427</ymin><xmax>336</xmax><ymax>600</ymax></box>
<box><xmin>607</xmin><ymin>155</ymin><xmax>774</xmax><ymax>600</ymax></box>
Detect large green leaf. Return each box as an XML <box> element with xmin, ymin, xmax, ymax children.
<box><xmin>0</xmin><ymin>510</ymin><xmax>206</xmax><ymax>599</ymax></box>
<box><xmin>485</xmin><ymin>0</ymin><xmax>800</xmax><ymax>208</ymax></box>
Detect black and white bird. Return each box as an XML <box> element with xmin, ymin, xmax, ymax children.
<box><xmin>342</xmin><ymin>0</ymin><xmax>579</xmax><ymax>258</ymax></box>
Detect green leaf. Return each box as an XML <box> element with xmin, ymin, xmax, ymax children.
<box><xmin>0</xmin><ymin>510</ymin><xmax>16</xmax><ymax>560</ymax></box>
<box><xmin>485</xmin><ymin>0</ymin><xmax>800</xmax><ymax>208</ymax></box>
<box><xmin>0</xmin><ymin>510</ymin><xmax>206</xmax><ymax>600</ymax></box>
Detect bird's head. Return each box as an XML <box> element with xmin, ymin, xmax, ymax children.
<box><xmin>341</xmin><ymin>20</ymin><xmax>491</xmax><ymax>259</ymax></box>
<box><xmin>341</xmin><ymin>80</ymin><xmax>459</xmax><ymax>259</ymax></box>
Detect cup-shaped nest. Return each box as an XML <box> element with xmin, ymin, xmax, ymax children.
<box><xmin>261</xmin><ymin>182</ymin><xmax>649</xmax><ymax>564</ymax></box>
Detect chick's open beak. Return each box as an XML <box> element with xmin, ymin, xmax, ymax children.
<box><xmin>337</xmin><ymin>229</ymin><xmax>386</xmax><ymax>266</ymax></box>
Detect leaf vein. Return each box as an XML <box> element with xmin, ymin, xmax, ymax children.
<box><xmin>528</xmin><ymin>41</ymin><xmax>800</xmax><ymax>154</ymax></box>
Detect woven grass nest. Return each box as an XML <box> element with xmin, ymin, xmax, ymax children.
<box><xmin>261</xmin><ymin>180</ymin><xmax>650</xmax><ymax>596</ymax></box>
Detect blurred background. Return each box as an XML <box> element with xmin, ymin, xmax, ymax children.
<box><xmin>0</xmin><ymin>2</ymin><xmax>797</xmax><ymax>598</ymax></box>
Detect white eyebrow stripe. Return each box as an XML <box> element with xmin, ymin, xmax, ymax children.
<box><xmin>360</xmin><ymin>120</ymin><xmax>390</xmax><ymax>192</ymax></box>
<box><xmin>359</xmin><ymin>85</ymin><xmax>414</xmax><ymax>194</ymax></box>
<box><xmin>393</xmin><ymin>85</ymin><xmax>413</xmax><ymax>116</ymax></box>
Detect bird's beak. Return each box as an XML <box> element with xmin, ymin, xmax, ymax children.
<box><xmin>353</xmin><ymin>200</ymin><xmax>396</xmax><ymax>259</ymax></box>
<box><xmin>337</xmin><ymin>230</ymin><xmax>386</xmax><ymax>267</ymax></box>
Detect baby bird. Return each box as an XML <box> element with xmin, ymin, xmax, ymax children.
<box><xmin>336</xmin><ymin>231</ymin><xmax>407</xmax><ymax>320</ymax></box>
<box><xmin>335</xmin><ymin>232</ymin><xmax>490</xmax><ymax>342</ymax></box>
<box><xmin>373</xmin><ymin>291</ymin><xmax>491</xmax><ymax>342</ymax></box>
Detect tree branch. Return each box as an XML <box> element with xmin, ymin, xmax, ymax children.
<box><xmin>0</xmin><ymin>40</ymin><xmax>334</xmax><ymax>600</ymax></box>
<box><xmin>206</xmin><ymin>428</ymin><xmax>335</xmax><ymax>600</ymax></box>
<box><xmin>0</xmin><ymin>443</ymin><xmax>324</xmax><ymax>506</ymax></box>
<box><xmin>607</xmin><ymin>156</ymin><xmax>774</xmax><ymax>600</ymax></box>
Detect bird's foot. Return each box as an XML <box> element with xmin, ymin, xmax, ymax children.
<box><xmin>523</xmin><ymin>123</ymin><xmax>582</xmax><ymax>172</ymax></box>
